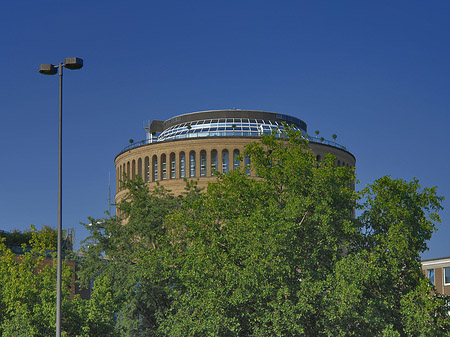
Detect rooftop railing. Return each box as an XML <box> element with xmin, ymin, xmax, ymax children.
<box><xmin>119</xmin><ymin>133</ymin><xmax>348</xmax><ymax>153</ymax></box>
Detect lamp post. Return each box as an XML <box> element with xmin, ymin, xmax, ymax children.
<box><xmin>39</xmin><ymin>57</ymin><xmax>83</xmax><ymax>337</ymax></box>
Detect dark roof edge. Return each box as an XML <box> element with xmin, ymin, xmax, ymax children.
<box><xmin>162</xmin><ymin>109</ymin><xmax>307</xmax><ymax>131</ymax></box>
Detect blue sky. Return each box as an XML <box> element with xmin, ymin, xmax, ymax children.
<box><xmin>1</xmin><ymin>0</ymin><xmax>449</xmax><ymax>258</ymax></box>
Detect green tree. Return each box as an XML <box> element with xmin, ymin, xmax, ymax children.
<box><xmin>0</xmin><ymin>227</ymin><xmax>79</xmax><ymax>336</ymax></box>
<box><xmin>150</xmin><ymin>130</ymin><xmax>359</xmax><ymax>336</ymax></box>
<box><xmin>79</xmin><ymin>177</ymin><xmax>187</xmax><ymax>336</ymax></box>
<box><xmin>151</xmin><ymin>130</ymin><xmax>448</xmax><ymax>336</ymax></box>
<box><xmin>0</xmin><ymin>226</ymin><xmax>119</xmax><ymax>337</ymax></box>
<box><xmin>80</xmin><ymin>129</ymin><xmax>449</xmax><ymax>336</ymax></box>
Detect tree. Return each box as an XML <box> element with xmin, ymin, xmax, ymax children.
<box><xmin>81</xmin><ymin>129</ymin><xmax>449</xmax><ymax>336</ymax></box>
<box><xmin>79</xmin><ymin>178</ymin><xmax>186</xmax><ymax>336</ymax></box>
<box><xmin>153</xmin><ymin>130</ymin><xmax>448</xmax><ymax>336</ymax></box>
<box><xmin>0</xmin><ymin>227</ymin><xmax>79</xmax><ymax>336</ymax></box>
<box><xmin>0</xmin><ymin>226</ymin><xmax>119</xmax><ymax>337</ymax></box>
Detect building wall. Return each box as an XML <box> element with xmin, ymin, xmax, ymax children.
<box><xmin>422</xmin><ymin>257</ymin><xmax>450</xmax><ymax>295</ymax></box>
<box><xmin>115</xmin><ymin>136</ymin><xmax>356</xmax><ymax>202</ymax></box>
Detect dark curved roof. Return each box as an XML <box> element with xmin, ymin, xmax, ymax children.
<box><xmin>161</xmin><ymin>109</ymin><xmax>307</xmax><ymax>132</ymax></box>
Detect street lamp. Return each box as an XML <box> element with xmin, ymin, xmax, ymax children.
<box><xmin>39</xmin><ymin>57</ymin><xmax>83</xmax><ymax>337</ymax></box>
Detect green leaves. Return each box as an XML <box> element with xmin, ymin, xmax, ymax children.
<box><xmin>78</xmin><ymin>129</ymin><xmax>449</xmax><ymax>336</ymax></box>
<box><xmin>0</xmin><ymin>227</ymin><xmax>77</xmax><ymax>336</ymax></box>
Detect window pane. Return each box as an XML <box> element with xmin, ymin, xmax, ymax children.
<box><xmin>144</xmin><ymin>157</ymin><xmax>150</xmax><ymax>182</ymax></box>
<box><xmin>211</xmin><ymin>150</ymin><xmax>218</xmax><ymax>176</ymax></box>
<box><xmin>138</xmin><ymin>158</ymin><xmax>142</xmax><ymax>178</ymax></box>
<box><xmin>222</xmin><ymin>150</ymin><xmax>229</xmax><ymax>173</ymax></box>
<box><xmin>161</xmin><ymin>154</ymin><xmax>167</xmax><ymax>180</ymax></box>
<box><xmin>245</xmin><ymin>154</ymin><xmax>251</xmax><ymax>176</ymax></box>
<box><xmin>200</xmin><ymin>151</ymin><xmax>207</xmax><ymax>177</ymax></box>
<box><xmin>190</xmin><ymin>152</ymin><xmax>196</xmax><ymax>177</ymax></box>
<box><xmin>427</xmin><ymin>269</ymin><xmax>435</xmax><ymax>285</ymax></box>
<box><xmin>170</xmin><ymin>154</ymin><xmax>176</xmax><ymax>179</ymax></box>
<box><xmin>180</xmin><ymin>152</ymin><xmax>185</xmax><ymax>178</ymax></box>
<box><xmin>153</xmin><ymin>156</ymin><xmax>158</xmax><ymax>181</ymax></box>
<box><xmin>233</xmin><ymin>149</ymin><xmax>240</xmax><ymax>170</ymax></box>
<box><xmin>445</xmin><ymin>267</ymin><xmax>450</xmax><ymax>284</ymax></box>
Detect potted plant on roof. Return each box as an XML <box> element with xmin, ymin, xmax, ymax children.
<box><xmin>332</xmin><ymin>133</ymin><xmax>337</xmax><ymax>145</ymax></box>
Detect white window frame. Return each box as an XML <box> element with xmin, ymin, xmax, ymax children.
<box><xmin>444</xmin><ymin>267</ymin><xmax>450</xmax><ymax>286</ymax></box>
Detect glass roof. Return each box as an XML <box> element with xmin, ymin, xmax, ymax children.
<box><xmin>156</xmin><ymin>118</ymin><xmax>306</xmax><ymax>142</ymax></box>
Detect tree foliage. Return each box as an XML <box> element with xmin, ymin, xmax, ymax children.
<box><xmin>78</xmin><ymin>179</ymin><xmax>183</xmax><ymax>336</ymax></box>
<box><xmin>77</xmin><ymin>129</ymin><xmax>449</xmax><ymax>336</ymax></box>
<box><xmin>0</xmin><ymin>226</ymin><xmax>118</xmax><ymax>337</ymax></box>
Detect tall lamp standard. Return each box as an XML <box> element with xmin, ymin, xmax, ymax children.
<box><xmin>39</xmin><ymin>57</ymin><xmax>83</xmax><ymax>337</ymax></box>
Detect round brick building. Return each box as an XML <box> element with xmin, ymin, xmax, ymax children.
<box><xmin>115</xmin><ymin>109</ymin><xmax>356</xmax><ymax>202</ymax></box>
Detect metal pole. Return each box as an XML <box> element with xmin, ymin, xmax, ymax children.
<box><xmin>56</xmin><ymin>62</ymin><xmax>63</xmax><ymax>337</ymax></box>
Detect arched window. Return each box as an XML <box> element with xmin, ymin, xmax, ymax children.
<box><xmin>137</xmin><ymin>158</ymin><xmax>142</xmax><ymax>178</ymax></box>
<box><xmin>245</xmin><ymin>154</ymin><xmax>251</xmax><ymax>176</ymax></box>
<box><xmin>179</xmin><ymin>152</ymin><xmax>186</xmax><ymax>178</ymax></box>
<box><xmin>144</xmin><ymin>156</ymin><xmax>150</xmax><ymax>182</ymax></box>
<box><xmin>316</xmin><ymin>155</ymin><xmax>321</xmax><ymax>162</ymax></box>
<box><xmin>152</xmin><ymin>155</ymin><xmax>158</xmax><ymax>181</ymax></box>
<box><xmin>161</xmin><ymin>154</ymin><xmax>167</xmax><ymax>180</ymax></box>
<box><xmin>211</xmin><ymin>150</ymin><xmax>218</xmax><ymax>176</ymax></box>
<box><xmin>117</xmin><ymin>166</ymin><xmax>121</xmax><ymax>190</ymax></box>
<box><xmin>127</xmin><ymin>162</ymin><xmax>130</xmax><ymax>177</ymax></box>
<box><xmin>222</xmin><ymin>149</ymin><xmax>229</xmax><ymax>173</ymax></box>
<box><xmin>170</xmin><ymin>153</ymin><xmax>176</xmax><ymax>179</ymax></box>
<box><xmin>132</xmin><ymin>160</ymin><xmax>136</xmax><ymax>179</ymax></box>
<box><xmin>337</xmin><ymin>160</ymin><xmax>341</xmax><ymax>166</ymax></box>
<box><xmin>233</xmin><ymin>149</ymin><xmax>240</xmax><ymax>170</ymax></box>
<box><xmin>190</xmin><ymin>151</ymin><xmax>196</xmax><ymax>177</ymax></box>
<box><xmin>200</xmin><ymin>150</ymin><xmax>207</xmax><ymax>177</ymax></box>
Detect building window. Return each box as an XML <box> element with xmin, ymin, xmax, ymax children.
<box><xmin>245</xmin><ymin>154</ymin><xmax>251</xmax><ymax>176</ymax></box>
<box><xmin>152</xmin><ymin>155</ymin><xmax>158</xmax><ymax>181</ymax></box>
<box><xmin>200</xmin><ymin>150</ymin><xmax>207</xmax><ymax>177</ymax></box>
<box><xmin>427</xmin><ymin>269</ymin><xmax>435</xmax><ymax>285</ymax></box>
<box><xmin>190</xmin><ymin>151</ymin><xmax>196</xmax><ymax>177</ymax></box>
<box><xmin>170</xmin><ymin>153</ymin><xmax>176</xmax><ymax>179</ymax></box>
<box><xmin>161</xmin><ymin>154</ymin><xmax>167</xmax><ymax>180</ymax></box>
<box><xmin>211</xmin><ymin>150</ymin><xmax>218</xmax><ymax>176</ymax></box>
<box><xmin>233</xmin><ymin>149</ymin><xmax>240</xmax><ymax>170</ymax></box>
<box><xmin>144</xmin><ymin>156</ymin><xmax>150</xmax><ymax>182</ymax></box>
<box><xmin>222</xmin><ymin>149</ymin><xmax>229</xmax><ymax>173</ymax></box>
<box><xmin>132</xmin><ymin>160</ymin><xmax>136</xmax><ymax>179</ymax></box>
<box><xmin>117</xmin><ymin>166</ymin><xmax>121</xmax><ymax>190</ymax></box>
<box><xmin>445</xmin><ymin>267</ymin><xmax>450</xmax><ymax>285</ymax></box>
<box><xmin>127</xmin><ymin>161</ymin><xmax>130</xmax><ymax>177</ymax></box>
<box><xmin>137</xmin><ymin>158</ymin><xmax>142</xmax><ymax>179</ymax></box>
<box><xmin>179</xmin><ymin>152</ymin><xmax>185</xmax><ymax>178</ymax></box>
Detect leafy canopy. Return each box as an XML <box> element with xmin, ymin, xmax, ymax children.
<box><xmin>80</xmin><ymin>129</ymin><xmax>449</xmax><ymax>336</ymax></box>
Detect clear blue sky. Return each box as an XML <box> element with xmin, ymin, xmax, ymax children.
<box><xmin>1</xmin><ymin>0</ymin><xmax>449</xmax><ymax>258</ymax></box>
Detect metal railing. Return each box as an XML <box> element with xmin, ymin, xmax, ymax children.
<box><xmin>120</xmin><ymin>134</ymin><xmax>348</xmax><ymax>153</ymax></box>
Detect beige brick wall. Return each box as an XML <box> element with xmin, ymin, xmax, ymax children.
<box><xmin>115</xmin><ymin>136</ymin><xmax>356</xmax><ymax>201</ymax></box>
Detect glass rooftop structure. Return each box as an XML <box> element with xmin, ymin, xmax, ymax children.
<box><xmin>157</xmin><ymin>117</ymin><xmax>306</xmax><ymax>141</ymax></box>
<box><xmin>150</xmin><ymin>110</ymin><xmax>307</xmax><ymax>142</ymax></box>
<box><xmin>120</xmin><ymin>110</ymin><xmax>348</xmax><ymax>152</ymax></box>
